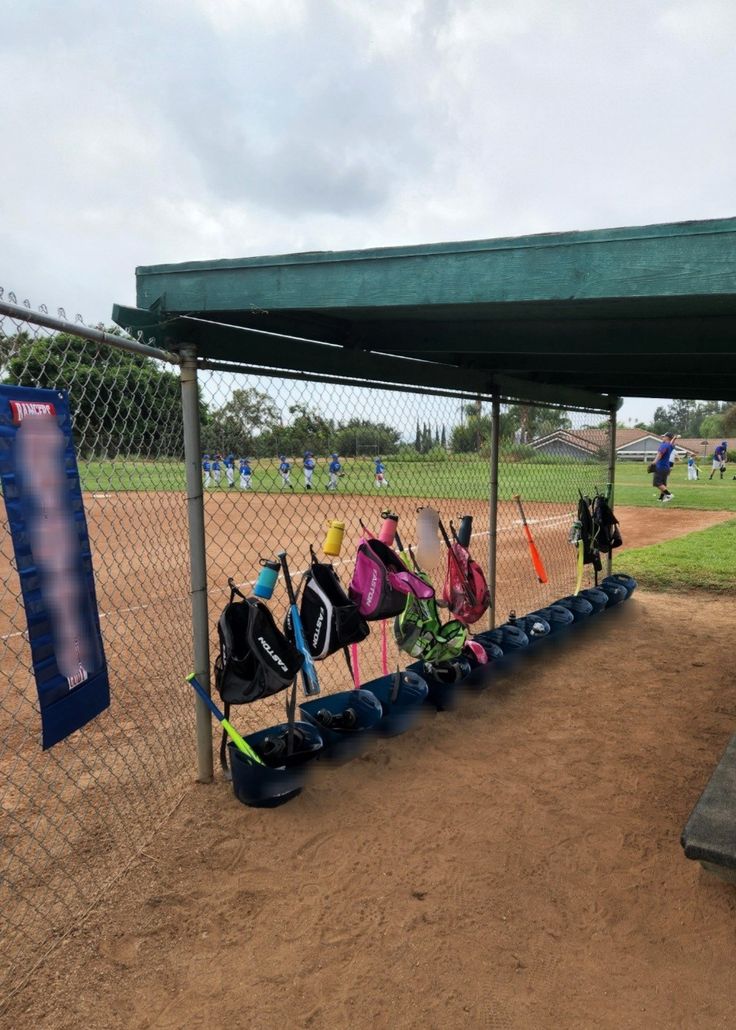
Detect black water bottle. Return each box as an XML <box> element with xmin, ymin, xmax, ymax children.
<box><xmin>456</xmin><ymin>515</ymin><xmax>473</xmax><ymax>548</ymax></box>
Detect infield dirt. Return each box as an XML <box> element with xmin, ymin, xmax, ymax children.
<box><xmin>2</xmin><ymin>500</ymin><xmax>736</xmax><ymax>1028</ymax></box>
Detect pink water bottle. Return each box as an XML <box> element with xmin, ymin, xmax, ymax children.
<box><xmin>378</xmin><ymin>511</ymin><xmax>398</xmax><ymax>546</ymax></box>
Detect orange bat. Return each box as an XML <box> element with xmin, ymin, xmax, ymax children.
<box><xmin>513</xmin><ymin>494</ymin><xmax>548</xmax><ymax>584</ymax></box>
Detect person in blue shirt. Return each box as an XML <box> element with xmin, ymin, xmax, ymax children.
<box><xmin>374</xmin><ymin>457</ymin><xmax>388</xmax><ymax>489</ymax></box>
<box><xmin>652</xmin><ymin>433</ymin><xmax>675</xmax><ymax>503</ymax></box>
<box><xmin>224</xmin><ymin>453</ymin><xmax>235</xmax><ymax>488</ymax></box>
<box><xmin>212</xmin><ymin>453</ymin><xmax>222</xmax><ymax>486</ymax></box>
<box><xmin>239</xmin><ymin>457</ymin><xmax>252</xmax><ymax>490</ymax></box>
<box><xmin>327</xmin><ymin>453</ymin><xmax>342</xmax><ymax>491</ymax></box>
<box><xmin>278</xmin><ymin>455</ymin><xmax>293</xmax><ymax>490</ymax></box>
<box><xmin>202</xmin><ymin>454</ymin><xmax>211</xmax><ymax>489</ymax></box>
<box><xmin>303</xmin><ymin>451</ymin><xmax>316</xmax><ymax>490</ymax></box>
<box><xmin>709</xmin><ymin>441</ymin><xmax>728</xmax><ymax>480</ymax></box>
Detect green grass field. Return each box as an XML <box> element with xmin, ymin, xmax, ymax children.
<box><xmin>614</xmin><ymin>518</ymin><xmax>736</xmax><ymax>592</ymax></box>
<box><xmin>79</xmin><ymin>457</ymin><xmax>736</xmax><ymax>511</ymax></box>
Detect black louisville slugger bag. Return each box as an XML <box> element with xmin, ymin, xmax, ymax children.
<box><xmin>215</xmin><ymin>580</ymin><xmax>303</xmax><ymax>705</ymax></box>
<box><xmin>286</xmin><ymin>550</ymin><xmax>370</xmax><ymax>659</ymax></box>
<box><xmin>592</xmin><ymin>493</ymin><xmax>622</xmax><ymax>554</ymax></box>
<box><xmin>577</xmin><ymin>494</ymin><xmax>602</xmax><ymax>573</ymax></box>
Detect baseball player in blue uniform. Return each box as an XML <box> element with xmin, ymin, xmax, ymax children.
<box><xmin>239</xmin><ymin>457</ymin><xmax>252</xmax><ymax>490</ymax></box>
<box><xmin>327</xmin><ymin>453</ymin><xmax>341</xmax><ymax>490</ymax></box>
<box><xmin>202</xmin><ymin>454</ymin><xmax>211</xmax><ymax>488</ymax></box>
<box><xmin>224</xmin><ymin>453</ymin><xmax>235</xmax><ymax>488</ymax></box>
<box><xmin>652</xmin><ymin>433</ymin><xmax>675</xmax><ymax>502</ymax></box>
<box><xmin>374</xmin><ymin>457</ymin><xmax>388</xmax><ymax>488</ymax></box>
<box><xmin>212</xmin><ymin>454</ymin><xmax>222</xmax><ymax>486</ymax></box>
<box><xmin>303</xmin><ymin>451</ymin><xmax>316</xmax><ymax>490</ymax></box>
<box><xmin>709</xmin><ymin>441</ymin><xmax>728</xmax><ymax>480</ymax></box>
<box><xmin>278</xmin><ymin>455</ymin><xmax>293</xmax><ymax>490</ymax></box>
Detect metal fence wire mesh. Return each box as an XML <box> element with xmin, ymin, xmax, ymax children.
<box><xmin>0</xmin><ymin>295</ymin><xmax>194</xmax><ymax>999</ymax></box>
<box><xmin>0</xmin><ymin>293</ymin><xmax>612</xmax><ymax>998</ymax></box>
<box><xmin>198</xmin><ymin>368</ymin><xmax>610</xmax><ymax>737</ymax></box>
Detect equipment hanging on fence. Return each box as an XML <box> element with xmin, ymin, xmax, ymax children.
<box><xmin>576</xmin><ymin>493</ymin><xmax>602</xmax><ymax>578</ymax></box>
<box><xmin>285</xmin><ymin>547</ymin><xmax>369</xmax><ymax>660</ymax></box>
<box><xmin>513</xmin><ymin>494</ymin><xmax>548</xmax><ymax>584</ymax></box>
<box><xmin>215</xmin><ymin>578</ymin><xmax>303</xmax><ymax>705</ymax></box>
<box><xmin>439</xmin><ymin>516</ymin><xmax>491</xmax><ymax>626</ymax></box>
<box><xmin>279</xmin><ymin>550</ymin><xmax>321</xmax><ymax>697</ymax></box>
<box><xmin>415</xmin><ymin>506</ymin><xmax>441</xmax><ymax>569</ymax></box>
<box><xmin>349</xmin><ymin>535</ymin><xmax>433</xmax><ymax>621</ymax></box>
<box><xmin>569</xmin><ymin>515</ymin><xmax>585</xmax><ymax>595</ymax></box>
<box><xmin>592</xmin><ymin>492</ymin><xmax>622</xmax><ymax>555</ymax></box>
<box><xmin>393</xmin><ymin>533</ymin><xmax>468</xmax><ymax>663</ymax></box>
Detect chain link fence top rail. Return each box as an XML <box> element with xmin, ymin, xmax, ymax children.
<box><xmin>0</xmin><ymin>295</ymin><xmax>194</xmax><ymax>1001</ymax></box>
<box><xmin>197</xmin><ymin>368</ymin><xmax>610</xmax><ymax>740</ymax></box>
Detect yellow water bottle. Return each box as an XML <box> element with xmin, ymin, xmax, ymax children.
<box><xmin>323</xmin><ymin>520</ymin><xmax>345</xmax><ymax>557</ymax></box>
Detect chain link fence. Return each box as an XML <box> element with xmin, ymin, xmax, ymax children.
<box><xmin>0</xmin><ymin>293</ymin><xmax>194</xmax><ymax>1002</ymax></box>
<box><xmin>197</xmin><ymin>368</ymin><xmax>611</xmax><ymax>738</ymax></box>
<box><xmin>0</xmin><ymin>291</ymin><xmax>612</xmax><ymax>1000</ymax></box>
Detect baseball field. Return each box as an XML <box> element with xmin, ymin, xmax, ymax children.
<box><xmin>79</xmin><ymin>456</ymin><xmax>736</xmax><ymax>510</ymax></box>
<box><xmin>1</xmin><ymin>458</ymin><xmax>735</xmax><ymax>1027</ymax></box>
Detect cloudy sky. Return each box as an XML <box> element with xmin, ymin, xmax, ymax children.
<box><xmin>2</xmin><ymin>0</ymin><xmax>735</xmax><ymax>424</ymax></box>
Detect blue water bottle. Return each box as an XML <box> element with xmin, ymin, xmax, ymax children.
<box><xmin>253</xmin><ymin>559</ymin><xmax>280</xmax><ymax>599</ymax></box>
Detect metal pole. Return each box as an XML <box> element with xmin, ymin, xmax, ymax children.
<box><xmin>606</xmin><ymin>400</ymin><xmax>618</xmax><ymax>577</ymax></box>
<box><xmin>180</xmin><ymin>346</ymin><xmax>213</xmax><ymax>783</ymax></box>
<box><xmin>488</xmin><ymin>392</ymin><xmax>501</xmax><ymax>629</ymax></box>
<box><xmin>0</xmin><ymin>297</ymin><xmax>180</xmax><ymax>365</ymax></box>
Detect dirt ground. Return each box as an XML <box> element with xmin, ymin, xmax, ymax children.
<box><xmin>2</xmin><ymin>501</ymin><xmax>735</xmax><ymax>1028</ymax></box>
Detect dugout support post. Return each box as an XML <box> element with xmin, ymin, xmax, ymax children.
<box><xmin>488</xmin><ymin>392</ymin><xmax>500</xmax><ymax>629</ymax></box>
<box><xmin>606</xmin><ymin>401</ymin><xmax>618</xmax><ymax>578</ymax></box>
<box><xmin>180</xmin><ymin>346</ymin><xmax>214</xmax><ymax>783</ymax></box>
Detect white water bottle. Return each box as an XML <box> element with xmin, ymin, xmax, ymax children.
<box><xmin>415</xmin><ymin>506</ymin><xmax>441</xmax><ymax>569</ymax></box>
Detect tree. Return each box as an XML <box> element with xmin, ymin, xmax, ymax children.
<box><xmin>333</xmin><ymin>418</ymin><xmax>401</xmax><ymax>456</ymax></box>
<box><xmin>440</xmin><ymin>425</ymin><xmax>447</xmax><ymax>449</ymax></box>
<box><xmin>722</xmin><ymin>403</ymin><xmax>736</xmax><ymax>437</ymax></box>
<box><xmin>699</xmin><ymin>413</ymin><xmax>725</xmax><ymax>439</ymax></box>
<box><xmin>202</xmin><ymin>386</ymin><xmax>279</xmax><ymax>454</ymax></box>
<box><xmin>414</xmin><ymin>421</ymin><xmax>421</xmax><ymax>452</ymax></box>
<box><xmin>260</xmin><ymin>403</ymin><xmax>335</xmax><ymax>457</ymax></box>
<box><xmin>505</xmin><ymin>404</ymin><xmax>571</xmax><ymax>440</ymax></box>
<box><xmin>649</xmin><ymin>399</ymin><xmax>731</xmax><ymax>437</ymax></box>
<box><xmin>3</xmin><ymin>331</ymin><xmax>187</xmax><ymax>457</ymax></box>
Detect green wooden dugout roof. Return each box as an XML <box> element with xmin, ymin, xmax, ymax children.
<box><xmin>113</xmin><ymin>216</ymin><xmax>736</xmax><ymax>409</ymax></box>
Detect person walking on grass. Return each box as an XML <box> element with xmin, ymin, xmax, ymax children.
<box><xmin>212</xmin><ymin>454</ymin><xmax>222</xmax><ymax>487</ymax></box>
<box><xmin>224</xmin><ymin>453</ymin><xmax>235</xmax><ymax>488</ymax></box>
<box><xmin>303</xmin><ymin>451</ymin><xmax>315</xmax><ymax>490</ymax></box>
<box><xmin>239</xmin><ymin>457</ymin><xmax>252</xmax><ymax>490</ymax></box>
<box><xmin>374</xmin><ymin>456</ymin><xmax>388</xmax><ymax>488</ymax></box>
<box><xmin>327</xmin><ymin>453</ymin><xmax>342</xmax><ymax>491</ymax></box>
<box><xmin>687</xmin><ymin>455</ymin><xmax>700</xmax><ymax>481</ymax></box>
<box><xmin>652</xmin><ymin>432</ymin><xmax>676</xmax><ymax>503</ymax></box>
<box><xmin>202</xmin><ymin>454</ymin><xmax>212</xmax><ymax>488</ymax></box>
<box><xmin>278</xmin><ymin>455</ymin><xmax>294</xmax><ymax>490</ymax></box>
<box><xmin>708</xmin><ymin>441</ymin><xmax>728</xmax><ymax>480</ymax></box>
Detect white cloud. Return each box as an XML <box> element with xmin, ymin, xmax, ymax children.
<box><xmin>657</xmin><ymin>1</ymin><xmax>736</xmax><ymax>48</ymax></box>
<box><xmin>0</xmin><ymin>0</ymin><xmax>734</xmax><ymax>410</ymax></box>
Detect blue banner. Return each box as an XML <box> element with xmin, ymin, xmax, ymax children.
<box><xmin>0</xmin><ymin>385</ymin><xmax>109</xmax><ymax>748</ymax></box>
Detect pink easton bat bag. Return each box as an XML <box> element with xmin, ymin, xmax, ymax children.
<box><xmin>442</xmin><ymin>538</ymin><xmax>491</xmax><ymax>626</ymax></box>
<box><xmin>349</xmin><ymin>536</ymin><xmax>434</xmax><ymax>621</ymax></box>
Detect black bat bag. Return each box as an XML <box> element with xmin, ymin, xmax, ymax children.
<box><xmin>215</xmin><ymin>581</ymin><xmax>303</xmax><ymax>705</ymax></box>
<box><xmin>286</xmin><ymin>551</ymin><xmax>370</xmax><ymax>660</ymax></box>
